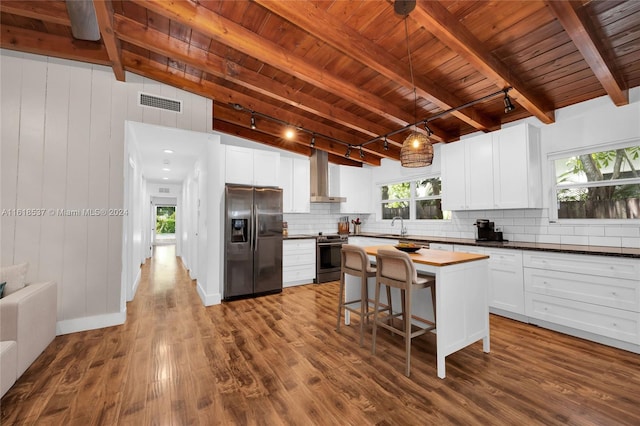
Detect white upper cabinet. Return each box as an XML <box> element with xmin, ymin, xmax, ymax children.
<box><xmin>442</xmin><ymin>123</ymin><xmax>542</xmax><ymax>210</ymax></box>
<box><xmin>465</xmin><ymin>133</ymin><xmax>495</xmax><ymax>210</ymax></box>
<box><xmin>441</xmin><ymin>141</ymin><xmax>467</xmax><ymax>211</ymax></box>
<box><xmin>279</xmin><ymin>156</ymin><xmax>310</xmax><ymax>213</ymax></box>
<box><xmin>225</xmin><ymin>145</ymin><xmax>280</xmax><ymax>186</ymax></box>
<box><xmin>492</xmin><ymin>124</ymin><xmax>542</xmax><ymax>209</ymax></box>
<box><xmin>339</xmin><ymin>165</ymin><xmax>372</xmax><ymax>213</ymax></box>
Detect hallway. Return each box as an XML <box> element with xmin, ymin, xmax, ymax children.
<box><xmin>2</xmin><ymin>246</ymin><xmax>640</xmax><ymax>425</ymax></box>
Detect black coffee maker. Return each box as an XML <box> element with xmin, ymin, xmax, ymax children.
<box><xmin>474</xmin><ymin>219</ymin><xmax>504</xmax><ymax>242</ymax></box>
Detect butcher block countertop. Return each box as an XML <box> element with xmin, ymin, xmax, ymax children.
<box><xmin>363</xmin><ymin>245</ymin><xmax>489</xmax><ymax>267</ymax></box>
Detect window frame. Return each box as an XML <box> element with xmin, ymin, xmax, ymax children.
<box><xmin>548</xmin><ymin>140</ymin><xmax>640</xmax><ymax>224</ymax></box>
<box><xmin>378</xmin><ymin>173</ymin><xmax>448</xmax><ymax>222</ymax></box>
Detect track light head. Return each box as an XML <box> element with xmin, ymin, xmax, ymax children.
<box><xmin>359</xmin><ymin>146</ymin><xmax>365</xmax><ymax>159</ymax></box>
<box><xmin>383</xmin><ymin>137</ymin><xmax>389</xmax><ymax>151</ymax></box>
<box><xmin>310</xmin><ymin>134</ymin><xmax>315</xmax><ymax>148</ymax></box>
<box><xmin>250</xmin><ymin>114</ymin><xmax>256</xmax><ymax>130</ymax></box>
<box><xmin>345</xmin><ymin>145</ymin><xmax>352</xmax><ymax>158</ymax></box>
<box><xmin>503</xmin><ymin>90</ymin><xmax>516</xmax><ymax>113</ymax></box>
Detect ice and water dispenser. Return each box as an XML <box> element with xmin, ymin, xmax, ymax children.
<box><xmin>230</xmin><ymin>218</ymin><xmax>248</xmax><ymax>243</ymax></box>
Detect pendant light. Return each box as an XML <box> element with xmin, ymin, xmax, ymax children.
<box><xmin>397</xmin><ymin>1</ymin><xmax>433</xmax><ymax>168</ymax></box>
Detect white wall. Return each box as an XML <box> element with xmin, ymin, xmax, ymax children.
<box><xmin>0</xmin><ymin>49</ymin><xmax>212</xmax><ymax>334</ymax></box>
<box><xmin>365</xmin><ymin>88</ymin><xmax>640</xmax><ymax>249</ymax></box>
<box><xmin>179</xmin><ymin>136</ymin><xmax>224</xmax><ymax>306</ymax></box>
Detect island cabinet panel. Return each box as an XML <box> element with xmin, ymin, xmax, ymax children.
<box><xmin>524</xmin><ymin>251</ymin><xmax>640</xmax><ymax>346</ymax></box>
<box><xmin>441</xmin><ymin>123</ymin><xmax>542</xmax><ymax>211</ymax></box>
<box><xmin>454</xmin><ymin>245</ymin><xmax>526</xmax><ymax>319</ymax></box>
<box><xmin>282</xmin><ymin>239</ymin><xmax>316</xmax><ymax>287</ymax></box>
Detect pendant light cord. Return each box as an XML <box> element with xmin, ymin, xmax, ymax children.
<box><xmin>404</xmin><ymin>16</ymin><xmax>417</xmax><ymax>128</ymax></box>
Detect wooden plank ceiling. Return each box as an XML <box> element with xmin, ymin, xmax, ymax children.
<box><xmin>2</xmin><ymin>0</ymin><xmax>639</xmax><ymax>166</ymax></box>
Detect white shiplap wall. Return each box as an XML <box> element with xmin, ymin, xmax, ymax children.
<box><xmin>0</xmin><ymin>50</ymin><xmax>212</xmax><ymax>334</ymax></box>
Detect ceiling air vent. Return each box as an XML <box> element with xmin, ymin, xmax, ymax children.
<box><xmin>159</xmin><ymin>187</ymin><xmax>170</xmax><ymax>194</ymax></box>
<box><xmin>138</xmin><ymin>92</ymin><xmax>183</xmax><ymax>113</ymax></box>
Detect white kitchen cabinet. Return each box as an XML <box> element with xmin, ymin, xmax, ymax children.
<box><xmin>493</xmin><ymin>124</ymin><xmax>542</xmax><ymax>209</ymax></box>
<box><xmin>465</xmin><ymin>133</ymin><xmax>495</xmax><ymax>210</ymax></box>
<box><xmin>441</xmin><ymin>123</ymin><xmax>542</xmax><ymax>210</ymax></box>
<box><xmin>282</xmin><ymin>239</ymin><xmax>316</xmax><ymax>287</ymax></box>
<box><xmin>338</xmin><ymin>165</ymin><xmax>372</xmax><ymax>213</ymax></box>
<box><xmin>279</xmin><ymin>157</ymin><xmax>310</xmax><ymax>213</ymax></box>
<box><xmin>428</xmin><ymin>242</ymin><xmax>454</xmax><ymax>251</ymax></box>
<box><xmin>454</xmin><ymin>245</ymin><xmax>526</xmax><ymax>319</ymax></box>
<box><xmin>225</xmin><ymin>145</ymin><xmax>280</xmax><ymax>186</ymax></box>
<box><xmin>524</xmin><ymin>251</ymin><xmax>640</xmax><ymax>347</ymax></box>
<box><xmin>441</xmin><ymin>141</ymin><xmax>466</xmax><ymax>211</ymax></box>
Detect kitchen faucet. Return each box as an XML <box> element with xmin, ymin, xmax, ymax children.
<box><xmin>391</xmin><ymin>216</ymin><xmax>407</xmax><ymax>237</ymax></box>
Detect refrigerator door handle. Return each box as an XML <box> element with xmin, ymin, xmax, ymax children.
<box><xmin>254</xmin><ymin>205</ymin><xmax>259</xmax><ymax>252</ymax></box>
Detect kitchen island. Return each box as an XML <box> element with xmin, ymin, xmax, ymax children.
<box><xmin>344</xmin><ymin>245</ymin><xmax>490</xmax><ymax>378</ymax></box>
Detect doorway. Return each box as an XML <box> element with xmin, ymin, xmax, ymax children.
<box><xmin>154</xmin><ymin>204</ymin><xmax>177</xmax><ymax>245</ymax></box>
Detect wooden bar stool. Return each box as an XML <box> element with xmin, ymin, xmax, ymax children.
<box><xmin>336</xmin><ymin>244</ymin><xmax>392</xmax><ymax>347</ymax></box>
<box><xmin>372</xmin><ymin>248</ymin><xmax>436</xmax><ymax>377</ymax></box>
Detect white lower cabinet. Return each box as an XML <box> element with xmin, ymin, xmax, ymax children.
<box><xmin>282</xmin><ymin>239</ymin><xmax>316</xmax><ymax>287</ymax></box>
<box><xmin>524</xmin><ymin>251</ymin><xmax>640</xmax><ymax>347</ymax></box>
<box><xmin>454</xmin><ymin>245</ymin><xmax>525</xmax><ymax>319</ymax></box>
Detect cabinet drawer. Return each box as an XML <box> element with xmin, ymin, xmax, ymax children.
<box><xmin>283</xmin><ymin>239</ymin><xmax>316</xmax><ymax>252</ymax></box>
<box><xmin>282</xmin><ymin>252</ymin><xmax>316</xmax><ymax>267</ymax></box>
<box><xmin>523</xmin><ymin>252</ymin><xmax>640</xmax><ymax>280</ymax></box>
<box><xmin>524</xmin><ymin>268</ymin><xmax>640</xmax><ymax>312</ymax></box>
<box><xmin>429</xmin><ymin>243</ymin><xmax>454</xmax><ymax>251</ymax></box>
<box><xmin>525</xmin><ymin>292</ymin><xmax>640</xmax><ymax>344</ymax></box>
<box><xmin>283</xmin><ymin>264</ymin><xmax>315</xmax><ymax>283</ymax></box>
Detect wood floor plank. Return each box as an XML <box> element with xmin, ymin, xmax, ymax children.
<box><xmin>2</xmin><ymin>245</ymin><xmax>640</xmax><ymax>425</ymax></box>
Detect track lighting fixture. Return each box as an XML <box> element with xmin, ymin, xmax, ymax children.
<box><xmin>345</xmin><ymin>145</ymin><xmax>352</xmax><ymax>158</ymax></box>
<box><xmin>250</xmin><ymin>113</ymin><xmax>256</xmax><ymax>130</ymax></box>
<box><xmin>284</xmin><ymin>127</ymin><xmax>295</xmax><ymax>140</ymax></box>
<box><xmin>359</xmin><ymin>146</ymin><xmax>365</xmax><ymax>159</ymax></box>
<box><xmin>310</xmin><ymin>134</ymin><xmax>315</xmax><ymax>148</ymax></box>
<box><xmin>383</xmin><ymin>136</ymin><xmax>389</xmax><ymax>151</ymax></box>
<box><xmin>503</xmin><ymin>89</ymin><xmax>516</xmax><ymax>113</ymax></box>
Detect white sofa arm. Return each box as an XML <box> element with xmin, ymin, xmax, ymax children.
<box><xmin>0</xmin><ymin>281</ymin><xmax>57</xmax><ymax>377</ymax></box>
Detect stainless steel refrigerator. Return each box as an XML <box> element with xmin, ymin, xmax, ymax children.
<box><xmin>224</xmin><ymin>184</ymin><xmax>283</xmax><ymax>300</ymax></box>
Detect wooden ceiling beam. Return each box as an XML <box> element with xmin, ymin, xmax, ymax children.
<box><xmin>0</xmin><ymin>25</ymin><xmax>110</xmax><ymax>66</ymax></box>
<box><xmin>120</xmin><ymin>51</ymin><xmax>383</xmax><ymax>166</ymax></box>
<box><xmin>131</xmin><ymin>0</ymin><xmax>428</xmax><ymax>135</ymax></box>
<box><xmin>0</xmin><ymin>1</ymin><xmax>71</xmax><ymax>26</ymax></box>
<box><xmin>255</xmin><ymin>0</ymin><xmax>497</xmax><ymax>132</ymax></box>
<box><xmin>212</xmin><ymin>119</ymin><xmax>312</xmax><ymax>158</ymax></box>
<box><xmin>545</xmin><ymin>0</ymin><xmax>628</xmax><ymax>106</ymax></box>
<box><xmin>213</xmin><ymin>102</ymin><xmax>383</xmax><ymax>166</ymax></box>
<box><xmin>92</xmin><ymin>0</ymin><xmax>125</xmax><ymax>81</ymax></box>
<box><xmin>414</xmin><ymin>0</ymin><xmax>555</xmax><ymax>124</ymax></box>
<box><xmin>112</xmin><ymin>14</ymin><xmax>415</xmax><ymax>147</ymax></box>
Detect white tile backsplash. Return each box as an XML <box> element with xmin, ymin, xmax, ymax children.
<box><xmin>287</xmin><ymin>205</ymin><xmax>640</xmax><ymax>248</ymax></box>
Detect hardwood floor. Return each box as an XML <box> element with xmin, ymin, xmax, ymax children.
<box><xmin>2</xmin><ymin>245</ymin><xmax>640</xmax><ymax>425</ymax></box>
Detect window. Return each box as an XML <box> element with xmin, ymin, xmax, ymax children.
<box><xmin>553</xmin><ymin>145</ymin><xmax>640</xmax><ymax>220</ymax></box>
<box><xmin>380</xmin><ymin>178</ymin><xmax>448</xmax><ymax>220</ymax></box>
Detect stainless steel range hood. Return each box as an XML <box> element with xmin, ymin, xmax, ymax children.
<box><xmin>310</xmin><ymin>149</ymin><xmax>346</xmax><ymax>203</ymax></box>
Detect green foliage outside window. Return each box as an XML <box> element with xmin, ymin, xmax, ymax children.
<box><xmin>555</xmin><ymin>146</ymin><xmax>640</xmax><ymax>219</ymax></box>
<box><xmin>156</xmin><ymin>206</ymin><xmax>176</xmax><ymax>233</ymax></box>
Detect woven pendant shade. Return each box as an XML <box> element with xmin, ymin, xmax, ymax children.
<box><xmin>400</xmin><ymin>131</ymin><xmax>433</xmax><ymax>167</ymax></box>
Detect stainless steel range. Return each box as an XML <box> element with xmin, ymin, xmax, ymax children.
<box><xmin>315</xmin><ymin>233</ymin><xmax>348</xmax><ymax>283</ymax></box>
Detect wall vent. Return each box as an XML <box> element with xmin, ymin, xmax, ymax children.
<box><xmin>138</xmin><ymin>92</ymin><xmax>183</xmax><ymax>113</ymax></box>
<box><xmin>159</xmin><ymin>187</ymin><xmax>170</xmax><ymax>194</ymax></box>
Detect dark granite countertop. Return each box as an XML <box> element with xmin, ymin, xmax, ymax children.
<box><xmin>351</xmin><ymin>232</ymin><xmax>640</xmax><ymax>259</ymax></box>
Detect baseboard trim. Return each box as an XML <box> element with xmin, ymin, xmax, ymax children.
<box><xmin>196</xmin><ymin>280</ymin><xmax>221</xmax><ymax>306</ymax></box>
<box><xmin>128</xmin><ymin>268</ymin><xmax>142</xmax><ymax>302</ymax></box>
<box><xmin>56</xmin><ymin>310</ymin><xmax>126</xmax><ymax>335</ymax></box>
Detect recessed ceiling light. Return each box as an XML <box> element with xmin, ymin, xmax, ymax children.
<box><xmin>162</xmin><ymin>168</ymin><xmax>170</xmax><ymax>171</ymax></box>
<box><xmin>162</xmin><ymin>177</ymin><xmax>169</xmax><ymax>180</ymax></box>
<box><xmin>163</xmin><ymin>149</ymin><xmax>174</xmax><ymax>154</ymax></box>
